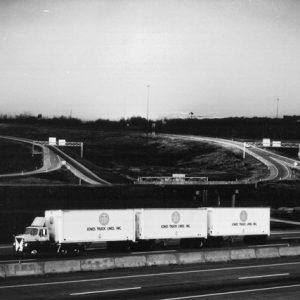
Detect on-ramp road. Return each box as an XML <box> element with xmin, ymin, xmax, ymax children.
<box><xmin>163</xmin><ymin>134</ymin><xmax>298</xmax><ymax>182</ymax></box>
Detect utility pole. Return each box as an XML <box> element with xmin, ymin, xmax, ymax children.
<box><xmin>276</xmin><ymin>98</ymin><xmax>280</xmax><ymax>118</ymax></box>
<box><xmin>243</xmin><ymin>142</ymin><xmax>246</xmax><ymax>159</ymax></box>
<box><xmin>146</xmin><ymin>85</ymin><xmax>150</xmax><ymax>122</ymax></box>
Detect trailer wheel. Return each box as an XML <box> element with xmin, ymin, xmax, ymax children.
<box><xmin>197</xmin><ymin>239</ymin><xmax>205</xmax><ymax>249</ymax></box>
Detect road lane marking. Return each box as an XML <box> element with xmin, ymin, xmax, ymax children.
<box><xmin>271</xmin><ymin>218</ymin><xmax>300</xmax><ymax>225</ymax></box>
<box><xmin>1</xmin><ymin>261</ymin><xmax>300</xmax><ymax>290</ymax></box>
<box><xmin>248</xmin><ymin>243</ymin><xmax>289</xmax><ymax>248</ymax></box>
<box><xmin>160</xmin><ymin>283</ymin><xmax>300</xmax><ymax>299</ymax></box>
<box><xmin>131</xmin><ymin>250</ymin><xmax>176</xmax><ymax>255</ymax></box>
<box><xmin>238</xmin><ymin>273</ymin><xmax>290</xmax><ymax>280</ymax></box>
<box><xmin>0</xmin><ymin>246</ymin><xmax>12</xmax><ymax>249</ymax></box>
<box><xmin>269</xmin><ymin>157</ymin><xmax>291</xmax><ymax>180</ymax></box>
<box><xmin>271</xmin><ymin>231</ymin><xmax>300</xmax><ymax>235</ymax></box>
<box><xmin>70</xmin><ymin>286</ymin><xmax>141</xmax><ymax>296</ymax></box>
<box><xmin>0</xmin><ymin>259</ymin><xmax>36</xmax><ymax>263</ymax></box>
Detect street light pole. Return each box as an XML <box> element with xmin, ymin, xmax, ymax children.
<box><xmin>276</xmin><ymin>98</ymin><xmax>280</xmax><ymax>118</ymax></box>
<box><xmin>146</xmin><ymin>84</ymin><xmax>150</xmax><ymax>122</ymax></box>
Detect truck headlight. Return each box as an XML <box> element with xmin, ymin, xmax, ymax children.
<box><xmin>24</xmin><ymin>243</ymin><xmax>28</xmax><ymax>247</ymax></box>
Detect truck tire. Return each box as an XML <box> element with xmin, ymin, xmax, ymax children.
<box><xmin>30</xmin><ymin>249</ymin><xmax>38</xmax><ymax>256</ymax></box>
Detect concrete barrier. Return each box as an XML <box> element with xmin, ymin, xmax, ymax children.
<box><xmin>5</xmin><ymin>262</ymin><xmax>44</xmax><ymax>277</ymax></box>
<box><xmin>0</xmin><ymin>264</ymin><xmax>6</xmax><ymax>278</ymax></box>
<box><xmin>279</xmin><ymin>245</ymin><xmax>300</xmax><ymax>257</ymax></box>
<box><xmin>81</xmin><ymin>257</ymin><xmax>115</xmax><ymax>271</ymax></box>
<box><xmin>230</xmin><ymin>249</ymin><xmax>256</xmax><ymax>261</ymax></box>
<box><xmin>255</xmin><ymin>247</ymin><xmax>280</xmax><ymax>259</ymax></box>
<box><xmin>146</xmin><ymin>253</ymin><xmax>177</xmax><ymax>266</ymax></box>
<box><xmin>177</xmin><ymin>251</ymin><xmax>205</xmax><ymax>265</ymax></box>
<box><xmin>2</xmin><ymin>244</ymin><xmax>300</xmax><ymax>278</ymax></box>
<box><xmin>44</xmin><ymin>259</ymin><xmax>80</xmax><ymax>274</ymax></box>
<box><xmin>204</xmin><ymin>250</ymin><xmax>230</xmax><ymax>262</ymax></box>
<box><xmin>115</xmin><ymin>255</ymin><xmax>146</xmax><ymax>268</ymax></box>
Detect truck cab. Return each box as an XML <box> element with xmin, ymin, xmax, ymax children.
<box><xmin>14</xmin><ymin>217</ymin><xmax>50</xmax><ymax>255</ymax></box>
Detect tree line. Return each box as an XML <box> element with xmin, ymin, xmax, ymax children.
<box><xmin>0</xmin><ymin>113</ymin><xmax>299</xmax><ymax>140</ymax></box>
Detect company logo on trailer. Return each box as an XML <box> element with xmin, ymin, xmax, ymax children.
<box><xmin>171</xmin><ymin>211</ymin><xmax>181</xmax><ymax>224</ymax></box>
<box><xmin>240</xmin><ymin>210</ymin><xmax>248</xmax><ymax>222</ymax></box>
<box><xmin>99</xmin><ymin>213</ymin><xmax>109</xmax><ymax>226</ymax></box>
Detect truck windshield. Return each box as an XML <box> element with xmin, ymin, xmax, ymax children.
<box><xmin>24</xmin><ymin>228</ymin><xmax>38</xmax><ymax>236</ymax></box>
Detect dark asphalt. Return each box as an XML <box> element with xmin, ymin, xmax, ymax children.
<box><xmin>1</xmin><ymin>257</ymin><xmax>300</xmax><ymax>299</ymax></box>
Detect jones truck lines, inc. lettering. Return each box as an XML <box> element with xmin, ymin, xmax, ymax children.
<box><xmin>232</xmin><ymin>222</ymin><xmax>257</xmax><ymax>226</ymax></box>
<box><xmin>161</xmin><ymin>224</ymin><xmax>191</xmax><ymax>229</ymax></box>
<box><xmin>232</xmin><ymin>210</ymin><xmax>257</xmax><ymax>226</ymax></box>
<box><xmin>87</xmin><ymin>226</ymin><xmax>122</xmax><ymax>231</ymax></box>
<box><xmin>160</xmin><ymin>211</ymin><xmax>191</xmax><ymax>228</ymax></box>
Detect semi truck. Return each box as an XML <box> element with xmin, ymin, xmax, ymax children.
<box><xmin>13</xmin><ymin>208</ymin><xmax>208</xmax><ymax>255</ymax></box>
<box><xmin>13</xmin><ymin>207</ymin><xmax>270</xmax><ymax>255</ymax></box>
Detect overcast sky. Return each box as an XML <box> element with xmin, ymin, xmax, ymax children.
<box><xmin>0</xmin><ymin>0</ymin><xmax>299</xmax><ymax>120</ymax></box>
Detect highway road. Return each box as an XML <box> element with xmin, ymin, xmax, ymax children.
<box><xmin>0</xmin><ymin>135</ymin><xmax>110</xmax><ymax>185</ymax></box>
<box><xmin>49</xmin><ymin>145</ymin><xmax>111</xmax><ymax>185</ymax></box>
<box><xmin>163</xmin><ymin>134</ymin><xmax>299</xmax><ymax>182</ymax></box>
<box><xmin>1</xmin><ymin>257</ymin><xmax>300</xmax><ymax>299</ymax></box>
<box><xmin>0</xmin><ymin>135</ymin><xmax>62</xmax><ymax>177</ymax></box>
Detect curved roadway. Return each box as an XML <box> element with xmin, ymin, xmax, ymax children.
<box><xmin>0</xmin><ymin>135</ymin><xmax>62</xmax><ymax>178</ymax></box>
<box><xmin>0</xmin><ymin>135</ymin><xmax>110</xmax><ymax>185</ymax></box>
<box><xmin>163</xmin><ymin>134</ymin><xmax>299</xmax><ymax>182</ymax></box>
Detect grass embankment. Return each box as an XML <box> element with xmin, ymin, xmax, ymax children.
<box><xmin>0</xmin><ymin>139</ymin><xmax>42</xmax><ymax>175</ymax></box>
<box><xmin>0</xmin><ymin>123</ymin><xmax>268</xmax><ymax>184</ymax></box>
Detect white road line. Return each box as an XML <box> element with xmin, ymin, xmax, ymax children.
<box><xmin>0</xmin><ymin>246</ymin><xmax>12</xmax><ymax>249</ymax></box>
<box><xmin>270</xmin><ymin>156</ymin><xmax>291</xmax><ymax>179</ymax></box>
<box><xmin>271</xmin><ymin>231</ymin><xmax>300</xmax><ymax>235</ymax></box>
<box><xmin>160</xmin><ymin>283</ymin><xmax>300</xmax><ymax>300</ymax></box>
<box><xmin>0</xmin><ymin>259</ymin><xmax>36</xmax><ymax>263</ymax></box>
<box><xmin>1</xmin><ymin>260</ymin><xmax>300</xmax><ymax>290</ymax></box>
<box><xmin>131</xmin><ymin>250</ymin><xmax>176</xmax><ymax>255</ymax></box>
<box><xmin>70</xmin><ymin>286</ymin><xmax>141</xmax><ymax>296</ymax></box>
<box><xmin>238</xmin><ymin>273</ymin><xmax>290</xmax><ymax>280</ymax></box>
<box><xmin>248</xmin><ymin>243</ymin><xmax>289</xmax><ymax>248</ymax></box>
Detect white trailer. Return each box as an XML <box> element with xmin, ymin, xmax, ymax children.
<box><xmin>14</xmin><ymin>209</ymin><xmax>135</xmax><ymax>255</ymax></box>
<box><xmin>45</xmin><ymin>209</ymin><xmax>135</xmax><ymax>243</ymax></box>
<box><xmin>207</xmin><ymin>208</ymin><xmax>270</xmax><ymax>241</ymax></box>
<box><xmin>135</xmin><ymin>208</ymin><xmax>207</xmax><ymax>248</ymax></box>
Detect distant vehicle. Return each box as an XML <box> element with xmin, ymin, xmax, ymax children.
<box><xmin>13</xmin><ymin>208</ymin><xmax>270</xmax><ymax>256</ymax></box>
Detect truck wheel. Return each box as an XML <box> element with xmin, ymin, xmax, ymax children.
<box><xmin>30</xmin><ymin>249</ymin><xmax>38</xmax><ymax>256</ymax></box>
<box><xmin>60</xmin><ymin>248</ymin><xmax>68</xmax><ymax>256</ymax></box>
<box><xmin>72</xmin><ymin>247</ymin><xmax>82</xmax><ymax>255</ymax></box>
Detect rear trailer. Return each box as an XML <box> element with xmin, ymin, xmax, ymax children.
<box><xmin>207</xmin><ymin>207</ymin><xmax>270</xmax><ymax>244</ymax></box>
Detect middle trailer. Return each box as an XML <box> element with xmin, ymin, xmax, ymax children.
<box><xmin>135</xmin><ymin>208</ymin><xmax>207</xmax><ymax>249</ymax></box>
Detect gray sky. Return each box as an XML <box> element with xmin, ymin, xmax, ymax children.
<box><xmin>0</xmin><ymin>0</ymin><xmax>299</xmax><ymax>120</ymax></box>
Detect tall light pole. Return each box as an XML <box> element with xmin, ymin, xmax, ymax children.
<box><xmin>276</xmin><ymin>98</ymin><xmax>280</xmax><ymax>118</ymax></box>
<box><xmin>146</xmin><ymin>84</ymin><xmax>150</xmax><ymax>122</ymax></box>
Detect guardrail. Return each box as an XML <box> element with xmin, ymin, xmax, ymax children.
<box><xmin>135</xmin><ymin>176</ymin><xmax>208</xmax><ymax>185</ymax></box>
<box><xmin>1</xmin><ymin>245</ymin><xmax>300</xmax><ymax>278</ymax></box>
